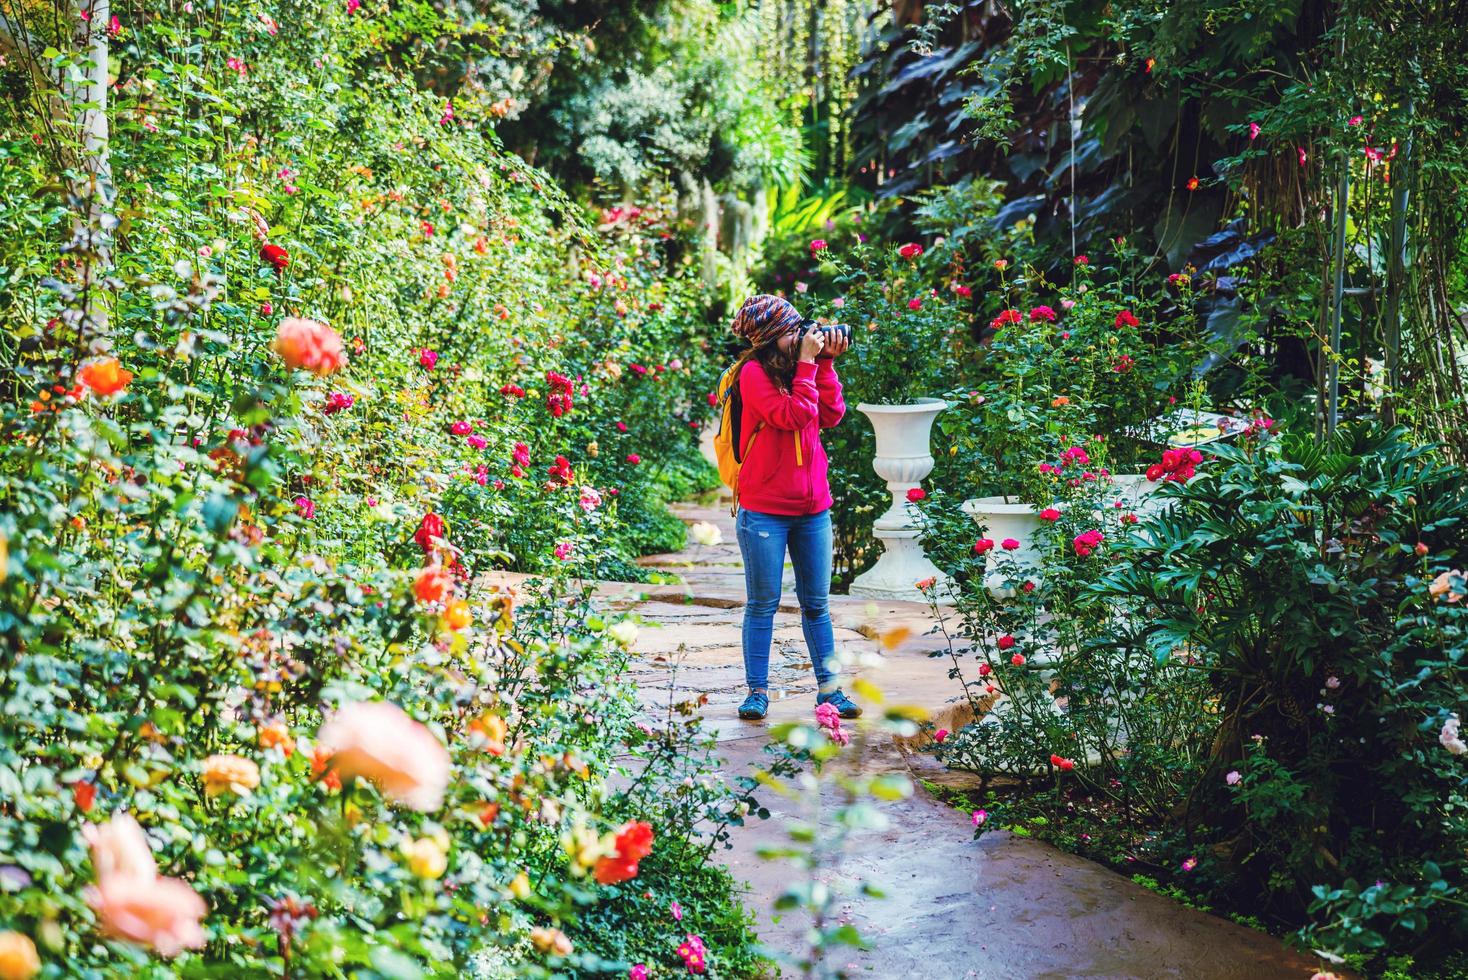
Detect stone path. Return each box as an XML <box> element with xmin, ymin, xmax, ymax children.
<box><xmin>489</xmin><ymin>500</ymin><xmax>1330</xmax><ymax>979</ymax></box>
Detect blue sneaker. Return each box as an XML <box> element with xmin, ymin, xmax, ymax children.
<box><xmin>817</xmin><ymin>689</ymin><xmax>862</xmax><ymax>719</ymax></box>
<box><xmin>738</xmin><ymin>691</ymin><xmax>769</xmax><ymax>720</ymax></box>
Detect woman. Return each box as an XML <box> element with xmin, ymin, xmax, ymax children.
<box><xmin>728</xmin><ymin>295</ymin><xmax>861</xmax><ymax>722</ymax></box>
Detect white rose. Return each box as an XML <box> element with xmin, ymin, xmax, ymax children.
<box><xmin>689</xmin><ymin>521</ymin><xmax>723</xmax><ymax>547</ymax></box>
<box><xmin>607</xmin><ymin>620</ymin><xmax>639</xmax><ymax>648</ymax></box>
<box><xmin>1441</xmin><ymin>713</ymin><xmax>1467</xmax><ymax>756</ymax></box>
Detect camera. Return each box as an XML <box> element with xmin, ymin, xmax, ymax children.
<box><xmin>795</xmin><ymin>318</ymin><xmax>853</xmax><ymax>348</ymax></box>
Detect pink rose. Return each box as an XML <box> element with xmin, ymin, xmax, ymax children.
<box><xmin>1001</xmin><ymin>538</ymin><xmax>1020</xmax><ymax>551</ymax></box>
<box><xmin>316</xmin><ymin>701</ymin><xmax>451</xmax><ymax>811</ymax></box>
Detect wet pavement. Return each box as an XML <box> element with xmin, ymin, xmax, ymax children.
<box><xmin>484</xmin><ymin>497</ymin><xmax>1331</xmax><ymax>979</ymax></box>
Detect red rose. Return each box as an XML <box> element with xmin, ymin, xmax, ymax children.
<box><xmin>997</xmin><ymin>635</ymin><xmax>1016</xmax><ymax>650</ymax></box>
<box><xmin>1114</xmin><ymin>309</ymin><xmax>1139</xmax><ymax>329</ymax></box>
<box><xmin>260</xmin><ymin>243</ymin><xmax>289</xmax><ymax>273</ymax></box>
<box><xmin>414</xmin><ymin>512</ymin><xmax>446</xmax><ymax>552</ymax></box>
<box><xmin>1050</xmin><ymin>754</ymin><xmax>1075</xmax><ymax>772</ymax></box>
<box><xmin>906</xmin><ymin>487</ymin><xmax>926</xmax><ymax>503</ymax></box>
<box><xmin>1039</xmin><ymin>508</ymin><xmax>1061</xmax><ymax>521</ymax></box>
<box><xmin>899</xmin><ymin>243</ymin><xmax>923</xmax><ymax>260</ymax></box>
<box><xmin>972</xmin><ymin>538</ymin><xmax>995</xmax><ymax>555</ymax></box>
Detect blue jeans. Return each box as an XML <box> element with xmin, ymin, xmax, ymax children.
<box><xmin>736</xmin><ymin>507</ymin><xmax>838</xmax><ymax>693</ymax></box>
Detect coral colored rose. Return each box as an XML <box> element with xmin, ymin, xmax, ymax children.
<box><xmin>1001</xmin><ymin>538</ymin><xmax>1020</xmax><ymax>551</ymax></box>
<box><xmin>260</xmin><ymin>243</ymin><xmax>289</xmax><ymax>273</ymax></box>
<box><xmin>906</xmin><ymin>487</ymin><xmax>926</xmax><ymax>503</ymax></box>
<box><xmin>1050</xmin><ymin>754</ymin><xmax>1075</xmax><ymax>771</ymax></box>
<box><xmin>316</xmin><ymin>701</ymin><xmax>452</xmax><ymax>811</ymax></box>
<box><xmin>594</xmin><ymin>821</ymin><xmax>655</xmax><ymax>884</ymax></box>
<box><xmin>972</xmin><ymin>538</ymin><xmax>994</xmax><ymax>555</ymax></box>
<box><xmin>201</xmin><ymin>754</ymin><xmax>260</xmax><ymax>797</ymax></box>
<box><xmin>1039</xmin><ymin>508</ymin><xmax>1061</xmax><ymax>521</ymax></box>
<box><xmin>0</xmin><ymin>931</ymin><xmax>41</xmax><ymax>980</ymax></box>
<box><xmin>72</xmin><ymin>780</ymin><xmax>97</xmax><ymax>813</ymax></box>
<box><xmin>78</xmin><ymin>358</ymin><xmax>133</xmax><ymax>396</ymax></box>
<box><xmin>413</xmin><ymin>567</ymin><xmax>452</xmax><ymax>604</ymax></box>
<box><xmin>274</xmin><ymin>318</ymin><xmax>346</xmax><ymax>376</ymax></box>
<box><xmin>1011</xmin><ymin>653</ymin><xmax>1026</xmax><ymax>666</ymax></box>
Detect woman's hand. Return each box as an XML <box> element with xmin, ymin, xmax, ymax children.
<box><xmin>821</xmin><ymin>331</ymin><xmax>850</xmax><ymax>358</ymax></box>
<box><xmin>799</xmin><ymin>328</ymin><xmax>826</xmax><ymax>362</ymax></box>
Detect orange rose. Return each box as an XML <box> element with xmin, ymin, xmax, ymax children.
<box><xmin>316</xmin><ymin>701</ymin><xmax>451</xmax><ymax>811</ymax></box>
<box><xmin>593</xmin><ymin>821</ymin><xmax>654</xmax><ymax>885</ymax></box>
<box><xmin>440</xmin><ymin>599</ymin><xmax>472</xmax><ymax>632</ymax></box>
<box><xmin>273</xmin><ymin>317</ymin><xmax>347</xmax><ymax>376</ymax></box>
<box><xmin>0</xmin><ymin>931</ymin><xmax>41</xmax><ymax>980</ymax></box>
<box><xmin>258</xmin><ymin>720</ymin><xmax>295</xmax><ymax>757</ymax></box>
<box><xmin>77</xmin><ymin>358</ymin><xmax>133</xmax><ymax>397</ymax></box>
<box><xmin>469</xmin><ymin>713</ymin><xmax>507</xmax><ymax>756</ymax></box>
<box><xmin>200</xmin><ymin>754</ymin><xmax>260</xmax><ymax>797</ymax></box>
<box><xmin>413</xmin><ymin>567</ymin><xmax>452</xmax><ymax>604</ymax></box>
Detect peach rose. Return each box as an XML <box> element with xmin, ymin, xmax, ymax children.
<box><xmin>86</xmin><ymin>874</ymin><xmax>208</xmax><ymax>957</ymax></box>
<box><xmin>273</xmin><ymin>317</ymin><xmax>347</xmax><ymax>376</ymax></box>
<box><xmin>316</xmin><ymin>701</ymin><xmax>451</xmax><ymax>812</ymax></box>
<box><xmin>82</xmin><ymin>813</ymin><xmax>207</xmax><ymax>958</ymax></box>
<box><xmin>201</xmin><ymin>754</ymin><xmax>260</xmax><ymax>797</ymax></box>
<box><xmin>530</xmin><ymin>926</ymin><xmax>572</xmax><ymax>956</ymax></box>
<box><xmin>82</xmin><ymin>812</ymin><xmax>158</xmax><ymax>882</ymax></box>
<box><xmin>0</xmin><ymin>931</ymin><xmax>41</xmax><ymax>980</ymax></box>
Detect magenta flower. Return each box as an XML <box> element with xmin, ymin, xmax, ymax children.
<box><xmin>670</xmin><ymin>900</ymin><xmax>683</xmax><ymax>922</ymax></box>
<box><xmin>294</xmin><ymin>497</ymin><xmax>315</xmax><ymax>519</ymax></box>
<box><xmin>419</xmin><ymin>348</ymin><xmax>438</xmax><ymax>370</ymax></box>
<box><xmin>1001</xmin><ymin>538</ymin><xmax>1020</xmax><ymax>551</ymax></box>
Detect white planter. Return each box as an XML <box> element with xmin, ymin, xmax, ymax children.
<box><xmin>848</xmin><ymin>399</ymin><xmax>949</xmax><ymax>602</ymax></box>
<box><xmin>960</xmin><ymin>495</ymin><xmax>1041</xmax><ymax>596</ymax></box>
<box><xmin>1107</xmin><ymin>473</ymin><xmax>1163</xmax><ymax>516</ymax></box>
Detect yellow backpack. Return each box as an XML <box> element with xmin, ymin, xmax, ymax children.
<box><xmin>713</xmin><ymin>362</ymin><xmax>762</xmax><ymax>511</ymax></box>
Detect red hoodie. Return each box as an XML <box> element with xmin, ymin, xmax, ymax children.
<box><xmin>736</xmin><ymin>357</ymin><xmax>846</xmax><ymax>515</ymax></box>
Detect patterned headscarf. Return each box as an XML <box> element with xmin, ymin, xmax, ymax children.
<box><xmin>732</xmin><ymin>294</ymin><xmax>803</xmax><ymax>349</ymax></box>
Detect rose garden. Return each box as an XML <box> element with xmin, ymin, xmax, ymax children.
<box><xmin>0</xmin><ymin>1</ymin><xmax>1466</xmax><ymax>978</ymax></box>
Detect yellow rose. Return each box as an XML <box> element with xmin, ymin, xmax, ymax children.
<box><xmin>402</xmin><ymin>836</ymin><xmax>448</xmax><ymax>879</ymax></box>
<box><xmin>509</xmin><ymin>871</ymin><xmax>531</xmax><ymax>899</ymax></box>
<box><xmin>0</xmin><ymin>932</ymin><xmax>40</xmax><ymax>980</ymax></box>
<box><xmin>201</xmin><ymin>754</ymin><xmax>260</xmax><ymax>797</ymax></box>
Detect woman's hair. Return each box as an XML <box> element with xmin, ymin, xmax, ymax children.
<box><xmin>737</xmin><ymin>332</ymin><xmax>798</xmax><ymax>393</ymax></box>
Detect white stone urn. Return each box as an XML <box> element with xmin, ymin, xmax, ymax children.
<box><xmin>849</xmin><ymin>399</ymin><xmax>949</xmax><ymax>601</ymax></box>
<box><xmin>960</xmin><ymin>496</ymin><xmax>1041</xmax><ymax>597</ymax></box>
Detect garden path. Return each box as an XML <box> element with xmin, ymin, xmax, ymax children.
<box><xmin>484</xmin><ymin>501</ymin><xmax>1328</xmax><ymax>979</ymax></box>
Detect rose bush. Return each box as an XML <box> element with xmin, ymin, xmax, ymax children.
<box><xmin>0</xmin><ymin>2</ymin><xmax>752</xmax><ymax>976</ymax></box>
